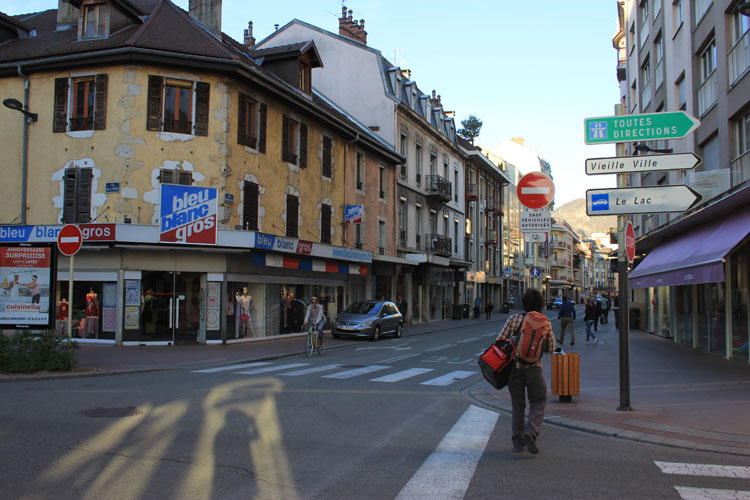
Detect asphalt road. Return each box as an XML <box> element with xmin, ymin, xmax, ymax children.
<box><xmin>3</xmin><ymin>319</ymin><xmax>749</xmax><ymax>499</ymax></box>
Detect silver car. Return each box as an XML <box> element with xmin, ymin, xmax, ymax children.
<box><xmin>332</xmin><ymin>300</ymin><xmax>403</xmax><ymax>341</ymax></box>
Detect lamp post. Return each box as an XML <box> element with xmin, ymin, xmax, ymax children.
<box><xmin>633</xmin><ymin>143</ymin><xmax>673</xmax><ymax>155</ymax></box>
<box><xmin>3</xmin><ymin>98</ymin><xmax>37</xmax><ymax>225</ymax></box>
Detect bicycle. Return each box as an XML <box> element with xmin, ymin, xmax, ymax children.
<box><xmin>304</xmin><ymin>322</ymin><xmax>326</xmax><ymax>357</ymax></box>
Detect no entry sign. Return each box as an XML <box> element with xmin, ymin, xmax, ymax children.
<box><xmin>625</xmin><ymin>220</ymin><xmax>635</xmax><ymax>264</ymax></box>
<box><xmin>57</xmin><ymin>224</ymin><xmax>83</xmax><ymax>256</ymax></box>
<box><xmin>517</xmin><ymin>172</ymin><xmax>555</xmax><ymax>210</ymax></box>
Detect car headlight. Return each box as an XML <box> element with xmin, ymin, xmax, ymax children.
<box><xmin>360</xmin><ymin>319</ymin><xmax>375</xmax><ymax>327</ymax></box>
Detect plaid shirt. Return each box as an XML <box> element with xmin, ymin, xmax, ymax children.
<box><xmin>496</xmin><ymin>312</ymin><xmax>556</xmax><ymax>368</ymax></box>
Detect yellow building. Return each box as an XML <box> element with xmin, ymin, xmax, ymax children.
<box><xmin>0</xmin><ymin>0</ymin><xmax>401</xmax><ymax>344</ymax></box>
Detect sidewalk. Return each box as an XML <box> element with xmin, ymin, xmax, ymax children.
<box><xmin>3</xmin><ymin>309</ymin><xmax>750</xmax><ymax>456</ymax></box>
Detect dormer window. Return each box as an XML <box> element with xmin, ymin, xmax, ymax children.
<box><xmin>81</xmin><ymin>1</ymin><xmax>109</xmax><ymax>39</ymax></box>
<box><xmin>299</xmin><ymin>60</ymin><xmax>311</xmax><ymax>94</ymax></box>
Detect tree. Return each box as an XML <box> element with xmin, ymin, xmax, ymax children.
<box><xmin>458</xmin><ymin>115</ymin><xmax>483</xmax><ymax>144</ymax></box>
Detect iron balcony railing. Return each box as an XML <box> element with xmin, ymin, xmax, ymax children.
<box><xmin>425</xmin><ymin>233</ymin><xmax>451</xmax><ymax>256</ymax></box>
<box><xmin>425</xmin><ymin>174</ymin><xmax>452</xmax><ymax>202</ymax></box>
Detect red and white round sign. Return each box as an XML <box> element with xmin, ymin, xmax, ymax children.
<box><xmin>57</xmin><ymin>224</ymin><xmax>83</xmax><ymax>256</ymax></box>
<box><xmin>517</xmin><ymin>172</ymin><xmax>555</xmax><ymax>210</ymax></box>
<box><xmin>625</xmin><ymin>220</ymin><xmax>636</xmax><ymax>264</ymax></box>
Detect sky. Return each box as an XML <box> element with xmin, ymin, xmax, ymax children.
<box><xmin>5</xmin><ymin>0</ymin><xmax>622</xmax><ymax>207</ymax></box>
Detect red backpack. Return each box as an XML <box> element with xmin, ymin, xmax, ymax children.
<box><xmin>512</xmin><ymin>311</ymin><xmax>549</xmax><ymax>364</ymax></box>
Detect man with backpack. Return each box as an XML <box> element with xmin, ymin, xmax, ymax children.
<box><xmin>495</xmin><ymin>288</ymin><xmax>555</xmax><ymax>454</ymax></box>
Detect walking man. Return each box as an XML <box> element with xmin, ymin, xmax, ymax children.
<box><xmin>557</xmin><ymin>295</ymin><xmax>576</xmax><ymax>346</ymax></box>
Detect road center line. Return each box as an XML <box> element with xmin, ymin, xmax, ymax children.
<box><xmin>395</xmin><ymin>405</ymin><xmax>498</xmax><ymax>500</ymax></box>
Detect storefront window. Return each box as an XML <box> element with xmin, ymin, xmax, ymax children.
<box><xmin>730</xmin><ymin>242</ymin><xmax>749</xmax><ymax>362</ymax></box>
<box><xmin>658</xmin><ymin>287</ymin><xmax>671</xmax><ymax>337</ymax></box>
<box><xmin>675</xmin><ymin>285</ymin><xmax>693</xmax><ymax>346</ymax></box>
<box><xmin>136</xmin><ymin>271</ymin><xmax>202</xmax><ymax>343</ymax></box>
<box><xmin>698</xmin><ymin>282</ymin><xmax>726</xmax><ymax>356</ymax></box>
<box><xmin>55</xmin><ymin>281</ymin><xmax>114</xmax><ymax>340</ymax></box>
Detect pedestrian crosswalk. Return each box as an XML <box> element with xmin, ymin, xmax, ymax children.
<box><xmin>655</xmin><ymin>461</ymin><xmax>750</xmax><ymax>499</ymax></box>
<box><xmin>191</xmin><ymin>361</ymin><xmax>479</xmax><ymax>387</ymax></box>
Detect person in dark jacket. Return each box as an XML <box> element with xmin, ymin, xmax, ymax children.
<box><xmin>557</xmin><ymin>295</ymin><xmax>576</xmax><ymax>345</ymax></box>
<box><xmin>584</xmin><ymin>297</ymin><xmax>599</xmax><ymax>345</ymax></box>
<box><xmin>396</xmin><ymin>295</ymin><xmax>408</xmax><ymax>320</ymax></box>
<box><xmin>594</xmin><ymin>297</ymin><xmax>602</xmax><ymax>332</ymax></box>
<box><xmin>485</xmin><ymin>297</ymin><xmax>493</xmax><ymax>320</ymax></box>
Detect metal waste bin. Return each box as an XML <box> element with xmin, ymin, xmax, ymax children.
<box><xmin>551</xmin><ymin>352</ymin><xmax>580</xmax><ymax>402</ymax></box>
<box><xmin>463</xmin><ymin>304</ymin><xmax>470</xmax><ymax>318</ymax></box>
<box><xmin>502</xmin><ymin>301</ymin><xmax>510</xmax><ymax>314</ymax></box>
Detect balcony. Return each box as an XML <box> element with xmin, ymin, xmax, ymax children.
<box><xmin>549</xmin><ymin>258</ymin><xmax>567</xmax><ymax>268</ymax></box>
<box><xmin>654</xmin><ymin>59</ymin><xmax>663</xmax><ymax>91</ymax></box>
<box><xmin>731</xmin><ymin>151</ymin><xmax>750</xmax><ymax>187</ymax></box>
<box><xmin>466</xmin><ymin>184</ymin><xmax>477</xmax><ymax>201</ymax></box>
<box><xmin>640</xmin><ymin>78</ymin><xmax>651</xmax><ymax>109</ymax></box>
<box><xmin>729</xmin><ymin>30</ymin><xmax>750</xmax><ymax>86</ymax></box>
<box><xmin>486</xmin><ymin>230</ymin><xmax>497</xmax><ymax>245</ymax></box>
<box><xmin>425</xmin><ymin>174</ymin><xmax>452</xmax><ymax>203</ymax></box>
<box><xmin>698</xmin><ymin>71</ymin><xmax>717</xmax><ymax>117</ymax></box>
<box><xmin>399</xmin><ymin>229</ymin><xmax>407</xmax><ymax>247</ymax></box>
<box><xmin>425</xmin><ymin>233</ymin><xmax>452</xmax><ymax>256</ymax></box>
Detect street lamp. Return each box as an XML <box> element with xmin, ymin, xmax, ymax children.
<box><xmin>3</xmin><ymin>97</ymin><xmax>37</xmax><ymax>225</ymax></box>
<box><xmin>633</xmin><ymin>143</ymin><xmax>673</xmax><ymax>155</ymax></box>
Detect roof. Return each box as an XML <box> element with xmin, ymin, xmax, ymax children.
<box><xmin>249</xmin><ymin>41</ymin><xmax>322</xmax><ymax>68</ymax></box>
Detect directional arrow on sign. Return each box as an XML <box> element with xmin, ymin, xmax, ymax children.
<box><xmin>586</xmin><ymin>185</ymin><xmax>702</xmax><ymax>216</ymax></box>
<box><xmin>585</xmin><ymin>152</ymin><xmax>702</xmax><ymax>175</ymax></box>
<box><xmin>584</xmin><ymin>111</ymin><xmax>700</xmax><ymax>144</ymax></box>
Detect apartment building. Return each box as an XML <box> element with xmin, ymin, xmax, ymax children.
<box><xmin>615</xmin><ymin>0</ymin><xmax>749</xmax><ymax>359</ymax></box>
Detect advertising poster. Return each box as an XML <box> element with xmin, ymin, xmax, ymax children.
<box><xmin>206</xmin><ymin>282</ymin><xmax>221</xmax><ymax>330</ymax></box>
<box><xmin>159</xmin><ymin>184</ymin><xmax>218</xmax><ymax>245</ymax></box>
<box><xmin>124</xmin><ymin>306</ymin><xmax>140</xmax><ymax>330</ymax></box>
<box><xmin>0</xmin><ymin>245</ymin><xmax>54</xmax><ymax>327</ymax></box>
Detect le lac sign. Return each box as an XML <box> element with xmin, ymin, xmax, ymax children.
<box><xmin>584</xmin><ymin>111</ymin><xmax>699</xmax><ymax>145</ymax></box>
<box><xmin>586</xmin><ymin>185</ymin><xmax>702</xmax><ymax>216</ymax></box>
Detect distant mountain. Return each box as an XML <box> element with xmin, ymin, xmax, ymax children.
<box><xmin>552</xmin><ymin>198</ymin><xmax>617</xmax><ymax>239</ymax></box>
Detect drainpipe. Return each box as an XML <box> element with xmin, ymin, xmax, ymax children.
<box><xmin>345</xmin><ymin>131</ymin><xmax>360</xmax><ymax>305</ymax></box>
<box><xmin>18</xmin><ymin>65</ymin><xmax>30</xmax><ymax>225</ymax></box>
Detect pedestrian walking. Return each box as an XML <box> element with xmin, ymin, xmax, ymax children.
<box><xmin>584</xmin><ymin>297</ymin><xmax>599</xmax><ymax>345</ymax></box>
<box><xmin>557</xmin><ymin>295</ymin><xmax>576</xmax><ymax>346</ymax></box>
<box><xmin>485</xmin><ymin>297</ymin><xmax>493</xmax><ymax>320</ymax></box>
<box><xmin>474</xmin><ymin>296</ymin><xmax>481</xmax><ymax>319</ymax></box>
<box><xmin>495</xmin><ymin>288</ymin><xmax>555</xmax><ymax>454</ymax></box>
<box><xmin>600</xmin><ymin>295</ymin><xmax>610</xmax><ymax>324</ymax></box>
<box><xmin>594</xmin><ymin>297</ymin><xmax>601</xmax><ymax>332</ymax></box>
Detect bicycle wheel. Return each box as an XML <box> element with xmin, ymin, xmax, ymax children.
<box><xmin>305</xmin><ymin>330</ymin><xmax>314</xmax><ymax>358</ymax></box>
<box><xmin>317</xmin><ymin>330</ymin><xmax>326</xmax><ymax>355</ymax></box>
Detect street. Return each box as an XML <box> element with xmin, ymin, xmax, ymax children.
<box><xmin>2</xmin><ymin>317</ymin><xmax>750</xmax><ymax>500</ymax></box>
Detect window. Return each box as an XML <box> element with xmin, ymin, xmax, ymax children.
<box><xmin>400</xmin><ymin>132</ymin><xmax>408</xmax><ymax>179</ymax></box>
<box><xmin>286</xmin><ymin>194</ymin><xmax>299</xmax><ymax>238</ymax></box>
<box><xmin>282</xmin><ymin>115</ymin><xmax>307</xmax><ymax>167</ymax></box>
<box><xmin>729</xmin><ymin>10</ymin><xmax>750</xmax><ymax>85</ymax></box>
<box><xmin>653</xmin><ymin>0</ymin><xmax>661</xmax><ymax>18</ymax></box>
<box><xmin>243</xmin><ymin>181</ymin><xmax>259</xmax><ymax>230</ymax></box>
<box><xmin>630</xmin><ymin>80</ymin><xmax>637</xmax><ymax>111</ymax></box>
<box><xmin>322</xmin><ymin>136</ymin><xmax>332</xmax><ymax>178</ymax></box>
<box><xmin>147</xmin><ymin>76</ymin><xmax>209</xmax><ymax>136</ymax></box>
<box><xmin>673</xmin><ymin>0</ymin><xmax>683</xmax><ymax>33</ymax></box>
<box><xmin>399</xmin><ymin>198</ymin><xmax>407</xmax><ymax>245</ymax></box>
<box><xmin>238</xmin><ymin>93</ymin><xmax>267</xmax><ymax>152</ymax></box>
<box><xmin>415</xmin><ymin>143</ymin><xmax>422</xmax><ymax>184</ymax></box>
<box><xmin>695</xmin><ymin>0</ymin><xmax>712</xmax><ymax>24</ymax></box>
<box><xmin>321</xmin><ymin>203</ymin><xmax>332</xmax><ymax>244</ymax></box>
<box><xmin>640</xmin><ymin>58</ymin><xmax>651</xmax><ymax>108</ymax></box>
<box><xmin>698</xmin><ymin>40</ymin><xmax>717</xmax><ymax>115</ymax></box>
<box><xmin>62</xmin><ymin>168</ymin><xmax>92</xmax><ymax>224</ymax></box>
<box><xmin>675</xmin><ymin>74</ymin><xmax>686</xmax><ymax>109</ymax></box>
<box><xmin>638</xmin><ymin>0</ymin><xmax>649</xmax><ymax>48</ymax></box>
<box><xmin>379</xmin><ymin>165</ymin><xmax>386</xmax><ymax>199</ymax></box>
<box><xmin>454</xmin><ymin>170</ymin><xmax>459</xmax><ymax>202</ymax></box>
<box><xmin>654</xmin><ymin>34</ymin><xmax>664</xmax><ymax>90</ymax></box>
<box><xmin>732</xmin><ymin>111</ymin><xmax>750</xmax><ymax>186</ymax></box>
<box><xmin>415</xmin><ymin>205</ymin><xmax>422</xmax><ymax>247</ymax></box>
<box><xmin>356</xmin><ymin>152</ymin><xmax>364</xmax><ymax>190</ymax></box>
<box><xmin>53</xmin><ymin>75</ymin><xmax>108</xmax><ymax>132</ymax></box>
<box><xmin>378</xmin><ymin>220</ymin><xmax>386</xmax><ymax>255</ymax></box>
<box><xmin>299</xmin><ymin>60</ymin><xmax>311</xmax><ymax>94</ymax></box>
<box><xmin>159</xmin><ymin>169</ymin><xmax>193</xmax><ymax>185</ymax></box>
<box><xmin>81</xmin><ymin>1</ymin><xmax>108</xmax><ymax>39</ymax></box>
<box><xmin>430</xmin><ymin>152</ymin><xmax>437</xmax><ymax>175</ymax></box>
<box><xmin>700</xmin><ymin>40</ymin><xmax>717</xmax><ymax>83</ymax></box>
<box><xmin>354</xmin><ymin>222</ymin><xmax>363</xmax><ymax>249</ymax></box>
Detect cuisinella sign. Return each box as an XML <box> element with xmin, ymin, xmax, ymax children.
<box><xmin>159</xmin><ymin>184</ymin><xmax>218</xmax><ymax>245</ymax></box>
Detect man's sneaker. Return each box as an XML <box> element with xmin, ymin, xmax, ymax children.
<box><xmin>513</xmin><ymin>446</ymin><xmax>525</xmax><ymax>453</ymax></box>
<box><xmin>594</xmin><ymin>338</ymin><xmax>598</xmax><ymax>345</ymax></box>
<box><xmin>585</xmin><ymin>341</ymin><xmax>589</xmax><ymax>345</ymax></box>
<box><xmin>523</xmin><ymin>433</ymin><xmax>539</xmax><ymax>454</ymax></box>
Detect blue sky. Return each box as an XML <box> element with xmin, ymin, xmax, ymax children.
<box><xmin>6</xmin><ymin>0</ymin><xmax>621</xmax><ymax>206</ymax></box>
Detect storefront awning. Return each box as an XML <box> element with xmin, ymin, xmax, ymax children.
<box><xmin>629</xmin><ymin>209</ymin><xmax>749</xmax><ymax>289</ymax></box>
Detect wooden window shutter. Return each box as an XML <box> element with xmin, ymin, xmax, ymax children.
<box><xmin>281</xmin><ymin>115</ymin><xmax>290</xmax><ymax>162</ymax></box>
<box><xmin>76</xmin><ymin>169</ymin><xmax>93</xmax><ymax>223</ymax></box>
<box><xmin>258</xmin><ymin>103</ymin><xmax>267</xmax><ymax>153</ymax></box>
<box><xmin>147</xmin><ymin>75</ymin><xmax>163</xmax><ymax>131</ymax></box>
<box><xmin>93</xmin><ymin>73</ymin><xmax>108</xmax><ymax>130</ymax></box>
<box><xmin>299</xmin><ymin>123</ymin><xmax>308</xmax><ymax>168</ymax></box>
<box><xmin>160</xmin><ymin>169</ymin><xmax>175</xmax><ymax>184</ymax></box>
<box><xmin>178</xmin><ymin>171</ymin><xmax>193</xmax><ymax>185</ymax></box>
<box><xmin>62</xmin><ymin>170</ymin><xmax>77</xmax><ymax>223</ymax></box>
<box><xmin>286</xmin><ymin>195</ymin><xmax>299</xmax><ymax>237</ymax></box>
<box><xmin>243</xmin><ymin>181</ymin><xmax>259</xmax><ymax>230</ymax></box>
<box><xmin>322</xmin><ymin>136</ymin><xmax>332</xmax><ymax>177</ymax></box>
<box><xmin>321</xmin><ymin>204</ymin><xmax>331</xmax><ymax>244</ymax></box>
<box><xmin>237</xmin><ymin>93</ymin><xmax>247</xmax><ymax>146</ymax></box>
<box><xmin>194</xmin><ymin>81</ymin><xmax>210</xmax><ymax>136</ymax></box>
<box><xmin>53</xmin><ymin>77</ymin><xmax>69</xmax><ymax>133</ymax></box>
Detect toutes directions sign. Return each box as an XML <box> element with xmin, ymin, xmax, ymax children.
<box><xmin>584</xmin><ymin>112</ymin><xmax>699</xmax><ymax>144</ymax></box>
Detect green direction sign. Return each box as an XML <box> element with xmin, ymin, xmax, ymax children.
<box><xmin>584</xmin><ymin>111</ymin><xmax>699</xmax><ymax>145</ymax></box>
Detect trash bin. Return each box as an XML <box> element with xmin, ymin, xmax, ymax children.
<box><xmin>452</xmin><ymin>304</ymin><xmax>463</xmax><ymax>320</ymax></box>
<box><xmin>502</xmin><ymin>301</ymin><xmax>510</xmax><ymax>314</ymax></box>
<box><xmin>551</xmin><ymin>352</ymin><xmax>580</xmax><ymax>402</ymax></box>
<box><xmin>463</xmin><ymin>304</ymin><xmax>470</xmax><ymax>318</ymax></box>
<box><xmin>629</xmin><ymin>307</ymin><xmax>641</xmax><ymax>330</ymax></box>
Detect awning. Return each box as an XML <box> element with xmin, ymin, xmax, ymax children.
<box><xmin>629</xmin><ymin>209</ymin><xmax>750</xmax><ymax>289</ymax></box>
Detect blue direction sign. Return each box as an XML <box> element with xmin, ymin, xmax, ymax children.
<box><xmin>586</xmin><ymin>186</ymin><xmax>702</xmax><ymax>216</ymax></box>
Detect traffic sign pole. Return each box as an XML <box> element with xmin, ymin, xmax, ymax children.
<box><xmin>67</xmin><ymin>254</ymin><xmax>74</xmax><ymax>342</ymax></box>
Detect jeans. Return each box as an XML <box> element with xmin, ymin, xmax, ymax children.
<box><xmin>585</xmin><ymin>320</ymin><xmax>597</xmax><ymax>342</ymax></box>
<box><xmin>508</xmin><ymin>366</ymin><xmax>547</xmax><ymax>449</ymax></box>
<box><xmin>559</xmin><ymin>317</ymin><xmax>575</xmax><ymax>344</ymax></box>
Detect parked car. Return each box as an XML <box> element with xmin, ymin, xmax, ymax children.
<box><xmin>332</xmin><ymin>300</ymin><xmax>403</xmax><ymax>341</ymax></box>
<box><xmin>549</xmin><ymin>297</ymin><xmax>563</xmax><ymax>310</ymax></box>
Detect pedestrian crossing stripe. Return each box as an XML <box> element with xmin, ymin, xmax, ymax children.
<box><xmin>371</xmin><ymin>368</ymin><xmax>434</xmax><ymax>382</ymax></box>
<box><xmin>655</xmin><ymin>462</ymin><xmax>750</xmax><ymax>479</ymax></box>
<box><xmin>191</xmin><ymin>362</ymin><xmax>271</xmax><ymax>373</ymax></box>
<box><xmin>420</xmin><ymin>370</ymin><xmax>476</xmax><ymax>386</ymax></box>
<box><xmin>322</xmin><ymin>365</ymin><xmax>391</xmax><ymax>379</ymax></box>
<box><xmin>279</xmin><ymin>364</ymin><xmax>343</xmax><ymax>376</ymax></box>
<box><xmin>673</xmin><ymin>487</ymin><xmax>750</xmax><ymax>500</ymax></box>
<box><xmin>234</xmin><ymin>363</ymin><xmax>310</xmax><ymax>375</ymax></box>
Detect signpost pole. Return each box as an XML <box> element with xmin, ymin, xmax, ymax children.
<box><xmin>67</xmin><ymin>253</ymin><xmax>74</xmax><ymax>342</ymax></box>
<box><xmin>615</xmin><ymin>104</ymin><xmax>632</xmax><ymax>411</ymax></box>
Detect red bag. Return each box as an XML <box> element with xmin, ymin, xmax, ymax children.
<box><xmin>478</xmin><ymin>338</ymin><xmax>516</xmax><ymax>389</ymax></box>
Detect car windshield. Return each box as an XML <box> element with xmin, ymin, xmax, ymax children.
<box><xmin>343</xmin><ymin>301</ymin><xmax>382</xmax><ymax>315</ymax></box>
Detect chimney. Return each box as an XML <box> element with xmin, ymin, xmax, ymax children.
<box><xmin>338</xmin><ymin>5</ymin><xmax>367</xmax><ymax>45</ymax></box>
<box><xmin>243</xmin><ymin>21</ymin><xmax>255</xmax><ymax>47</ymax></box>
<box><xmin>189</xmin><ymin>0</ymin><xmax>222</xmax><ymax>38</ymax></box>
<box><xmin>57</xmin><ymin>0</ymin><xmax>78</xmax><ymax>30</ymax></box>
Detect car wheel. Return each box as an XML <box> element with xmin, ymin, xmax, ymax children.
<box><xmin>393</xmin><ymin>323</ymin><xmax>402</xmax><ymax>338</ymax></box>
<box><xmin>371</xmin><ymin>325</ymin><xmax>380</xmax><ymax>341</ymax></box>
<box><xmin>332</xmin><ymin>333</ymin><xmax>341</xmax><ymax>339</ymax></box>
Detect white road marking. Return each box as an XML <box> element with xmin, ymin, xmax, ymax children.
<box><xmin>421</xmin><ymin>370</ymin><xmax>476</xmax><ymax>386</ymax></box>
<box><xmin>322</xmin><ymin>365</ymin><xmax>391</xmax><ymax>379</ymax></box>
<box><xmin>371</xmin><ymin>368</ymin><xmax>435</xmax><ymax>383</ymax></box>
<box><xmin>234</xmin><ymin>363</ymin><xmax>310</xmax><ymax>375</ymax></box>
<box><xmin>457</xmin><ymin>337</ymin><xmax>481</xmax><ymax>343</ymax></box>
<box><xmin>395</xmin><ymin>405</ymin><xmax>498</xmax><ymax>500</ymax></box>
<box><xmin>655</xmin><ymin>462</ymin><xmax>750</xmax><ymax>479</ymax></box>
<box><xmin>279</xmin><ymin>364</ymin><xmax>343</xmax><ymax>376</ymax></box>
<box><xmin>426</xmin><ymin>344</ymin><xmax>457</xmax><ymax>352</ymax></box>
<box><xmin>674</xmin><ymin>487</ymin><xmax>750</xmax><ymax>500</ymax></box>
<box><xmin>356</xmin><ymin>345</ymin><xmax>412</xmax><ymax>351</ymax></box>
<box><xmin>191</xmin><ymin>362</ymin><xmax>272</xmax><ymax>373</ymax></box>
<box><xmin>380</xmin><ymin>353</ymin><xmax>421</xmax><ymax>363</ymax></box>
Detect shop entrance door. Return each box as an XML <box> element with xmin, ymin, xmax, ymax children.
<box><xmin>141</xmin><ymin>271</ymin><xmax>202</xmax><ymax>343</ymax></box>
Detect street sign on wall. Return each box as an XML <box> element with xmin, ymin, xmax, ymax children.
<box><xmin>585</xmin><ymin>152</ymin><xmax>702</xmax><ymax>175</ymax></box>
<box><xmin>586</xmin><ymin>185</ymin><xmax>702</xmax><ymax>216</ymax></box>
<box><xmin>584</xmin><ymin>111</ymin><xmax>700</xmax><ymax>144</ymax></box>
<box><xmin>517</xmin><ymin>172</ymin><xmax>555</xmax><ymax>210</ymax></box>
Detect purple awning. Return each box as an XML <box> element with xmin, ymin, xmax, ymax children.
<box><xmin>629</xmin><ymin>208</ymin><xmax>750</xmax><ymax>289</ymax></box>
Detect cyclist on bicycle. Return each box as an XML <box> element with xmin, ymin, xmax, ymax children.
<box><xmin>303</xmin><ymin>296</ymin><xmax>326</xmax><ymax>334</ymax></box>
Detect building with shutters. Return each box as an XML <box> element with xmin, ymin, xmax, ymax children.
<box><xmin>0</xmin><ymin>0</ymin><xmax>402</xmax><ymax>344</ymax></box>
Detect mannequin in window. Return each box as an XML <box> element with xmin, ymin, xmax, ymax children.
<box><xmin>234</xmin><ymin>288</ymin><xmax>242</xmax><ymax>338</ymax></box>
<box><xmin>56</xmin><ymin>297</ymin><xmax>69</xmax><ymax>336</ymax></box>
<box><xmin>239</xmin><ymin>287</ymin><xmax>254</xmax><ymax>338</ymax></box>
<box><xmin>84</xmin><ymin>288</ymin><xmax>99</xmax><ymax>338</ymax></box>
